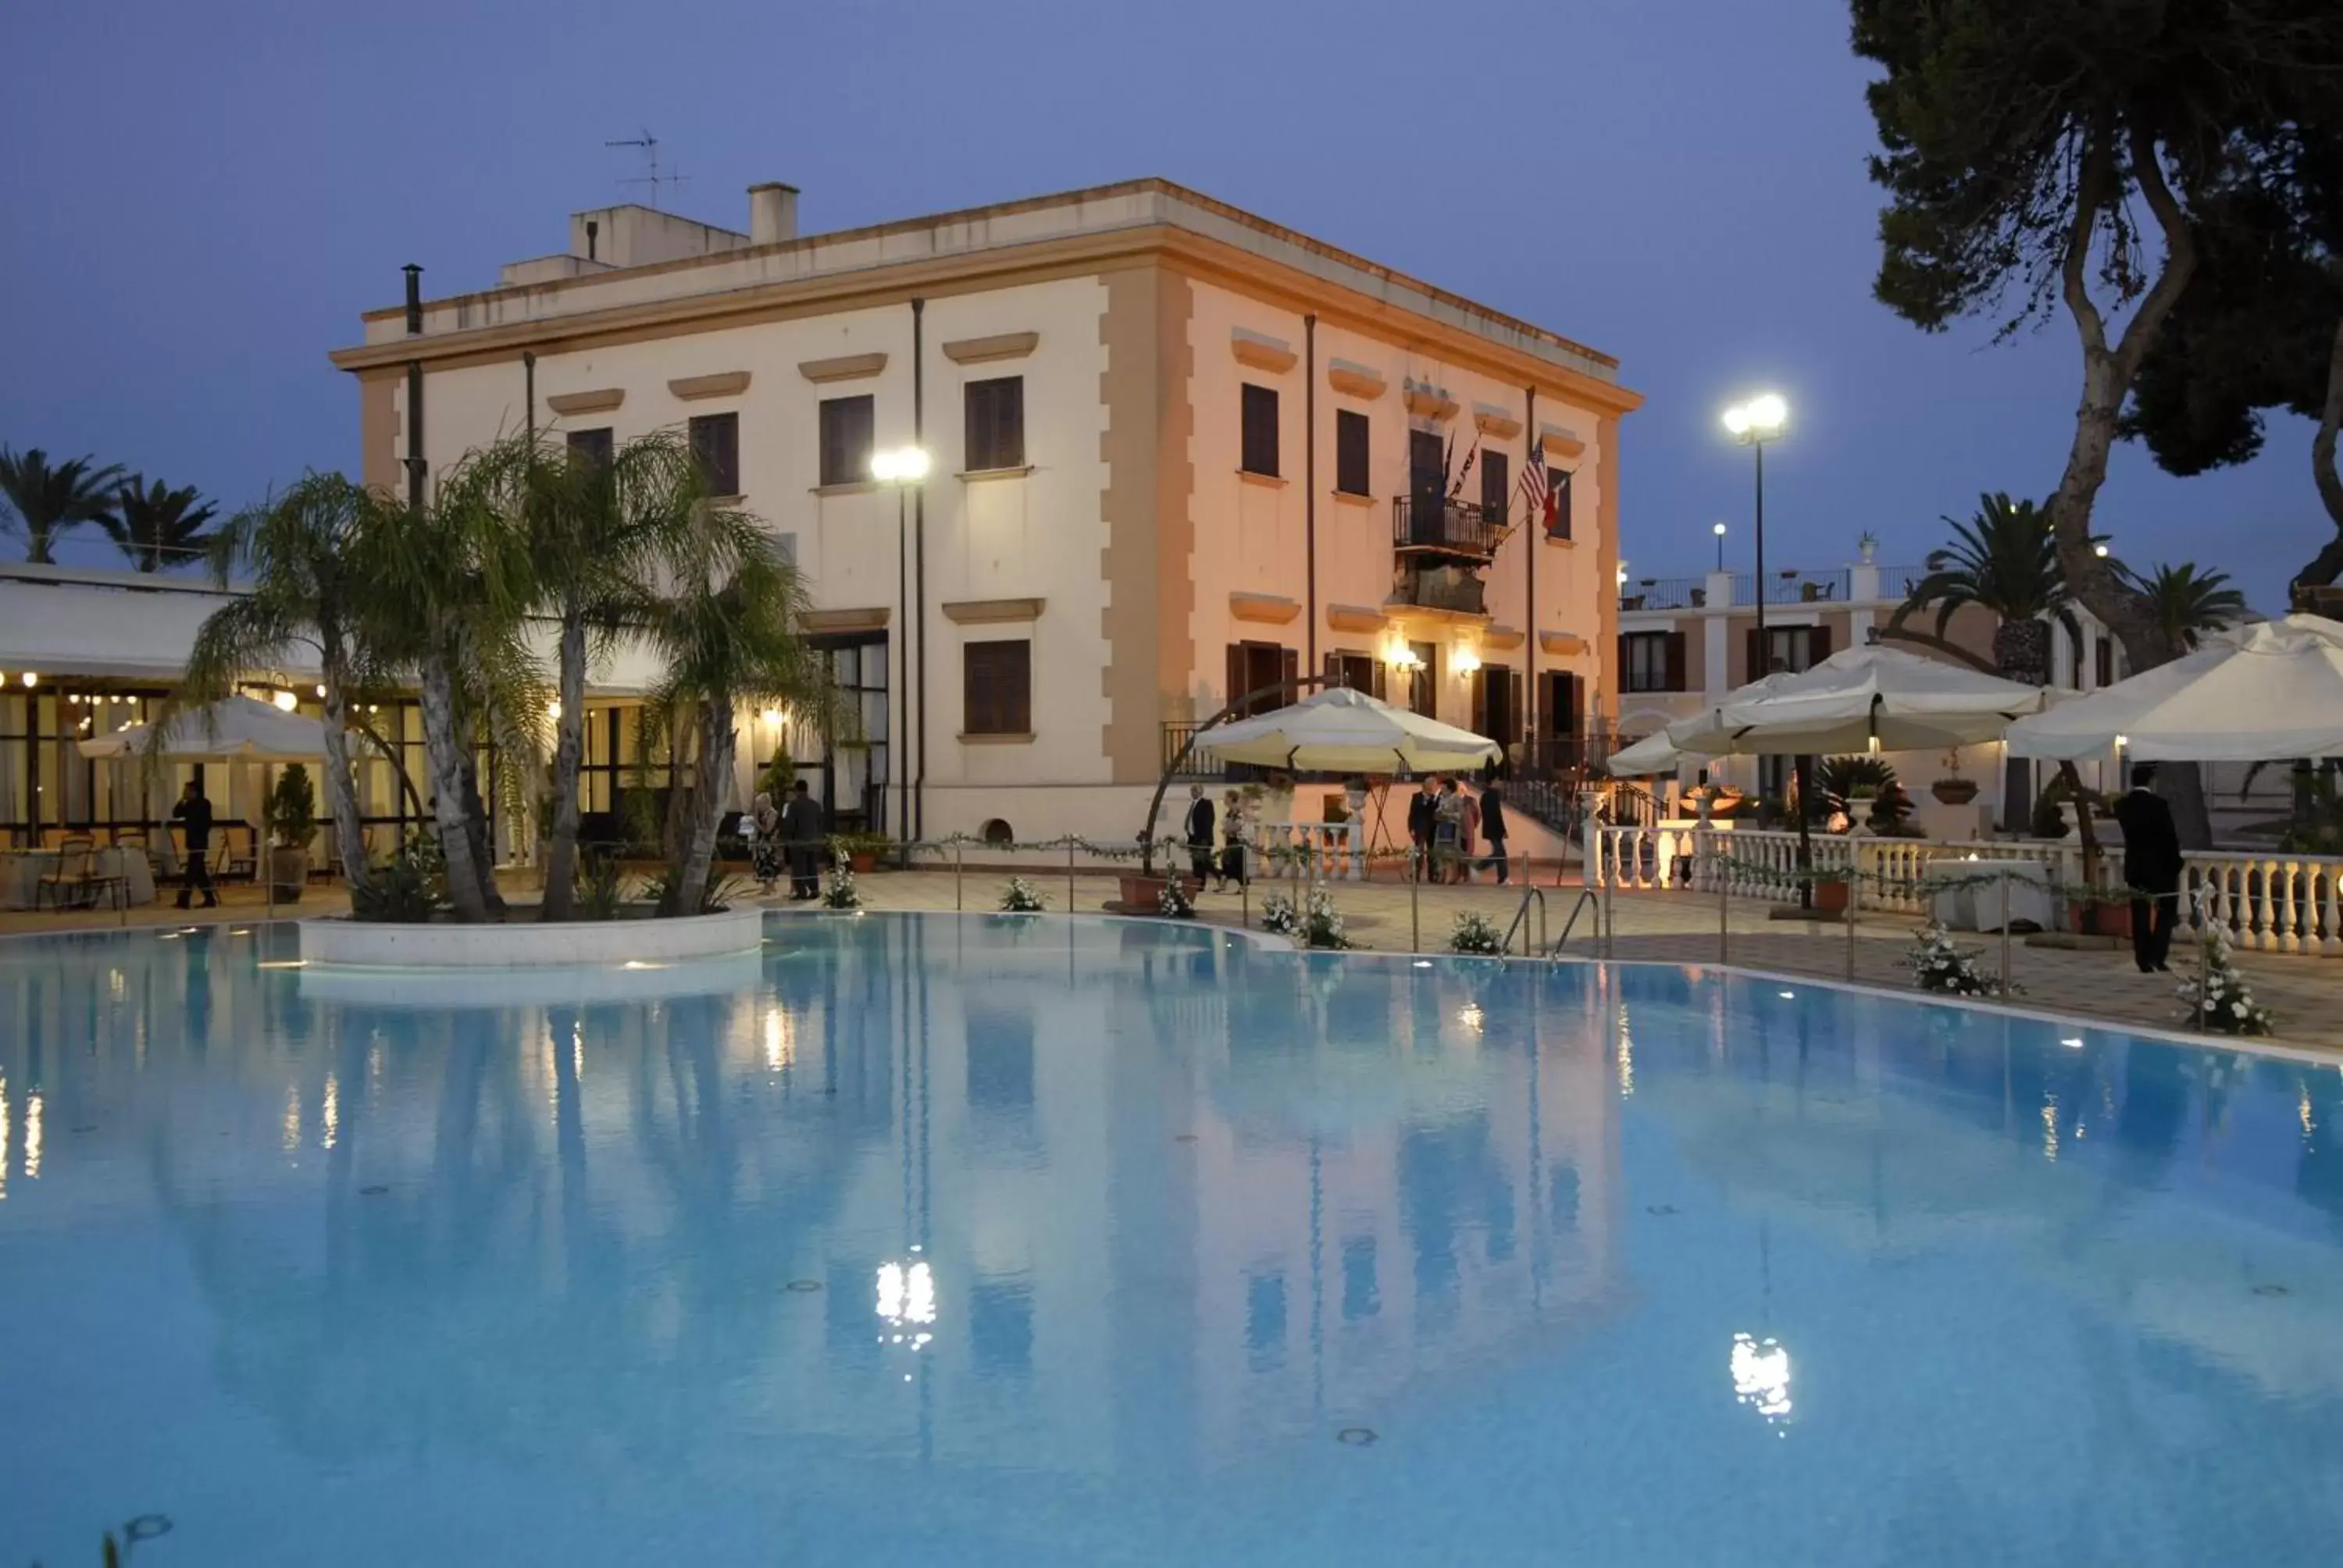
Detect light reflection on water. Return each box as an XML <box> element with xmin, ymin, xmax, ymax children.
<box><xmin>0</xmin><ymin>915</ymin><xmax>2341</xmax><ymax>1565</ymax></box>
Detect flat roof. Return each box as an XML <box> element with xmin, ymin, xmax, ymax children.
<box><xmin>341</xmin><ymin>176</ymin><xmax>1623</xmax><ymax>389</ymax></box>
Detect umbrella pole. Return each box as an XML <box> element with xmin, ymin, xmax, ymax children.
<box><xmin>1793</xmin><ymin>754</ymin><xmax>1814</xmax><ymax>911</ymax></box>
<box><xmin>1999</xmin><ymin>873</ymin><xmax>2013</xmax><ymax>996</ymax></box>
<box><xmin>1410</xmin><ymin>848</ymin><xmax>1421</xmax><ymax>952</ymax></box>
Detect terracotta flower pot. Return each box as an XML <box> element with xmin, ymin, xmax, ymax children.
<box><xmin>850</xmin><ymin>851</ymin><xmax>877</xmax><ymax>874</ymax></box>
<box><xmin>2071</xmin><ymin>901</ymin><xmax>2132</xmax><ymax>939</ymax></box>
<box><xmin>1931</xmin><ymin>779</ymin><xmax>1980</xmax><ymax>806</ymax></box>
<box><xmin>1811</xmin><ymin>878</ymin><xmax>1849</xmax><ymax>915</ymax></box>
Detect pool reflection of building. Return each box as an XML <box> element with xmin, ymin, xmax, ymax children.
<box><xmin>0</xmin><ymin>919</ymin><xmax>1625</xmax><ymax>1492</ymax></box>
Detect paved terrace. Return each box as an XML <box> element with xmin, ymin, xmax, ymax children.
<box><xmin>13</xmin><ymin>866</ymin><xmax>2334</xmax><ymax>1053</ymax></box>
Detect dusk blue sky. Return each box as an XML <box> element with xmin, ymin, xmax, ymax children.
<box><xmin>2</xmin><ymin>0</ymin><xmax>2326</xmax><ymax>610</ymax></box>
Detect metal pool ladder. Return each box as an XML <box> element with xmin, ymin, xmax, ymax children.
<box><xmin>1506</xmin><ymin>884</ymin><xmax>1603</xmax><ymax>957</ymax></box>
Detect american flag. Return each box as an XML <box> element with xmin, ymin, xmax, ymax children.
<box><xmin>1517</xmin><ymin>461</ymin><xmax>1558</xmax><ymax>536</ymax></box>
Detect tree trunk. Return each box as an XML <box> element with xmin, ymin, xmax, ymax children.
<box><xmin>666</xmin><ymin>697</ymin><xmax>735</xmax><ymax>916</ymax></box>
<box><xmin>2293</xmin><ymin>313</ymin><xmax>2343</xmax><ymax>600</ymax></box>
<box><xmin>418</xmin><ymin>653</ymin><xmax>493</xmax><ymax>922</ymax></box>
<box><xmin>318</xmin><ymin>657</ymin><xmax>372</xmax><ymax>897</ymax></box>
<box><xmin>456</xmin><ymin>744</ymin><xmax>505</xmax><ymax>918</ymax></box>
<box><xmin>662</xmin><ymin>710</ymin><xmax>693</xmax><ymax>861</ymax></box>
<box><xmin>540</xmin><ymin>611</ymin><xmax>589</xmax><ymax>920</ymax></box>
<box><xmin>2046</xmin><ymin>130</ymin><xmax>2207</xmax><ymax>845</ymax></box>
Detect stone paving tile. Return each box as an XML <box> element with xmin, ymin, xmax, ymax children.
<box><xmin>838</xmin><ymin>867</ymin><xmax>2343</xmax><ymax>1054</ymax></box>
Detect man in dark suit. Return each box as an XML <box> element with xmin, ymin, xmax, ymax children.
<box><xmin>2111</xmin><ymin>764</ymin><xmax>2184</xmax><ymax>973</ymax></box>
<box><xmin>170</xmin><ymin>779</ymin><xmax>218</xmax><ymax>910</ymax></box>
<box><xmin>1407</xmin><ymin>778</ymin><xmax>1438</xmax><ymax>879</ymax></box>
<box><xmin>1183</xmin><ymin>784</ymin><xmax>1216</xmax><ymax>887</ymax></box>
<box><xmin>780</xmin><ymin>779</ymin><xmax>825</xmax><ymax>900</ymax></box>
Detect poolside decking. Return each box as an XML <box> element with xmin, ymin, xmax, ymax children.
<box><xmin>2</xmin><ymin>868</ymin><xmax>2334</xmax><ymax>1053</ymax></box>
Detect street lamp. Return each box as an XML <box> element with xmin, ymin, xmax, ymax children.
<box><xmin>872</xmin><ymin>447</ymin><xmax>931</xmax><ymax>847</ymax></box>
<box><xmin>1713</xmin><ymin>520</ymin><xmax>1728</xmax><ymax>572</ymax></box>
<box><xmin>1724</xmin><ymin>393</ymin><xmax>1803</xmax><ymax>900</ymax></box>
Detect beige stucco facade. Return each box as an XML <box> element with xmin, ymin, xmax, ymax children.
<box><xmin>333</xmin><ymin>180</ymin><xmax>1639</xmax><ymax>844</ymax></box>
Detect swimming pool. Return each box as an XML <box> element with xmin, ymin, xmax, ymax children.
<box><xmin>4</xmin><ymin>913</ymin><xmax>2341</xmax><ymax>1564</ymax></box>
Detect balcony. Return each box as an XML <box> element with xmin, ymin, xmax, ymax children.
<box><xmin>1387</xmin><ymin>562</ymin><xmax>1487</xmax><ymax>618</ymax></box>
<box><xmin>1392</xmin><ymin>494</ymin><xmax>1500</xmax><ymax>559</ymax></box>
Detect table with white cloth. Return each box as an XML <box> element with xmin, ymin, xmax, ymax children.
<box><xmin>1</xmin><ymin>848</ymin><xmax>159</xmax><ymax>911</ymax></box>
<box><xmin>1920</xmin><ymin>858</ymin><xmax>2056</xmax><ymax>932</ymax></box>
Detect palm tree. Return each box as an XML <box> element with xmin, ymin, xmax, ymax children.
<box><xmin>2120</xmin><ymin>561</ymin><xmax>2248</xmax><ymax>651</ymax></box>
<box><xmin>647</xmin><ymin>535</ymin><xmax>839</xmax><ymax>916</ymax></box>
<box><xmin>0</xmin><ymin>447</ymin><xmax>123</xmax><ymax>564</ymax></box>
<box><xmin>362</xmin><ymin>450</ymin><xmax>544</xmax><ymax>923</ymax></box>
<box><xmin>503</xmin><ymin>429</ymin><xmax>740</xmax><ymax>918</ymax></box>
<box><xmin>104</xmin><ymin>476</ymin><xmax>218</xmax><ymax>572</ymax></box>
<box><xmin>180</xmin><ymin>473</ymin><xmax>389</xmax><ymax>896</ymax></box>
<box><xmin>1891</xmin><ymin>493</ymin><xmax>2087</xmax><ymax>682</ymax></box>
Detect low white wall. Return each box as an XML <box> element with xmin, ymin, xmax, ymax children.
<box><xmin>298</xmin><ymin>906</ymin><xmax>765</xmax><ymax>969</ymax></box>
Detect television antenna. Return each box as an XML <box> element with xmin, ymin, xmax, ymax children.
<box><xmin>604</xmin><ymin>129</ymin><xmax>688</xmax><ymax>209</ymax></box>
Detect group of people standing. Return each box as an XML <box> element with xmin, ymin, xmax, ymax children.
<box><xmin>1407</xmin><ymin>774</ymin><xmax>1510</xmax><ymax>884</ymax></box>
<box><xmin>1183</xmin><ymin>784</ymin><xmax>1253</xmax><ymax>891</ymax></box>
<box><xmin>744</xmin><ymin>781</ymin><xmax>828</xmax><ymax>900</ymax></box>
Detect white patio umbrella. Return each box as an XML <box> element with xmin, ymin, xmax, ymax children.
<box><xmin>77</xmin><ymin>695</ymin><xmax>333</xmax><ymax>763</ymax></box>
<box><xmin>1671</xmin><ymin>645</ymin><xmax>2061</xmax><ymax>758</ymax></box>
<box><xmin>2005</xmin><ymin>613</ymin><xmax>2343</xmax><ymax>762</ymax></box>
<box><xmin>1196</xmin><ymin>686</ymin><xmax>1500</xmax><ymax>773</ymax></box>
<box><xmin>1606</xmin><ymin>729</ymin><xmax>1688</xmax><ymax>776</ymax></box>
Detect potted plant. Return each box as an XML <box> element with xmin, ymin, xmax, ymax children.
<box><xmin>1931</xmin><ymin>750</ymin><xmax>1979</xmax><ymax>806</ymax></box>
<box><xmin>833</xmin><ymin>830</ymin><xmax>891</xmax><ymax>873</ymax></box>
<box><xmin>265</xmin><ymin>764</ymin><xmax>317</xmax><ymax>903</ymax></box>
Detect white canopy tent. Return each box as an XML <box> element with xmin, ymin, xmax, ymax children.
<box><xmin>2005</xmin><ymin>614</ymin><xmax>2343</xmax><ymax>763</ymax></box>
<box><xmin>1197</xmin><ymin>686</ymin><xmax>1500</xmax><ymax>774</ymax></box>
<box><xmin>78</xmin><ymin>695</ymin><xmax>333</xmax><ymax>763</ymax></box>
<box><xmin>1615</xmin><ymin>646</ymin><xmax>2063</xmax><ymax>768</ymax></box>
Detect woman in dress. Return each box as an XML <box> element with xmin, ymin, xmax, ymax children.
<box><xmin>1218</xmin><ymin>789</ymin><xmax>1248</xmax><ymax>890</ymax></box>
<box><xmin>748</xmin><ymin>791</ymin><xmax>785</xmax><ymax>892</ymax></box>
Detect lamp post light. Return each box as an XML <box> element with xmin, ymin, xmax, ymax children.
<box><xmin>1713</xmin><ymin>520</ymin><xmax>1728</xmax><ymax>572</ymax></box>
<box><xmin>872</xmin><ymin>447</ymin><xmax>932</xmax><ymax>849</ymax></box>
<box><xmin>1723</xmin><ymin>393</ymin><xmax>1803</xmax><ymax>903</ymax></box>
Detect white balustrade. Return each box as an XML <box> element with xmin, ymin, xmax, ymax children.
<box><xmin>1254</xmin><ymin>821</ymin><xmax>1364</xmax><ymax>882</ymax></box>
<box><xmin>2181</xmin><ymin>852</ymin><xmax>2343</xmax><ymax>956</ymax></box>
<box><xmin>1596</xmin><ymin>826</ymin><xmax>2343</xmax><ymax>960</ymax></box>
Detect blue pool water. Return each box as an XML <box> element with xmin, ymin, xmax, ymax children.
<box><xmin>5</xmin><ymin>914</ymin><xmax>2343</xmax><ymax>1564</ymax></box>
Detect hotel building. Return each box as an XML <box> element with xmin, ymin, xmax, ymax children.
<box><xmin>328</xmin><ymin>177</ymin><xmax>1639</xmax><ymax>846</ymax></box>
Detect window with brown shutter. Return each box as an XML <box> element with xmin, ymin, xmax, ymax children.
<box><xmin>1546</xmin><ymin>467</ymin><xmax>1574</xmax><ymax>540</ymax></box>
<box><xmin>965</xmin><ymin>376</ymin><xmax>1025</xmax><ymax>471</ymax></box>
<box><xmin>1325</xmin><ymin>650</ymin><xmax>1380</xmax><ymax>697</ymax></box>
<box><xmin>689</xmin><ymin>412</ymin><xmax>740</xmax><ymax>497</ymax></box>
<box><xmin>1335</xmin><ymin>410</ymin><xmax>1371</xmax><ymax>497</ymax></box>
<box><xmin>1808</xmin><ymin>625</ymin><xmax>1832</xmax><ymax>665</ymax></box>
<box><xmin>2094</xmin><ymin>635</ymin><xmax>2114</xmax><ymax>688</ymax></box>
<box><xmin>1241</xmin><ymin>384</ymin><xmax>1280</xmax><ymax>477</ymax></box>
<box><xmin>565</xmin><ymin>426</ymin><xmax>613</xmax><ymax>471</ymax></box>
<box><xmin>963</xmin><ymin>640</ymin><xmax>1032</xmax><ymax>736</ymax></box>
<box><xmin>1664</xmin><ymin>631</ymin><xmax>1689</xmax><ymax>692</ymax></box>
<box><xmin>1480</xmin><ymin>451</ymin><xmax>1509</xmax><ymax>525</ymax></box>
<box><xmin>818</xmin><ymin>395</ymin><xmax>874</xmax><ymax>486</ymax></box>
<box><xmin>1623</xmin><ymin>632</ymin><xmax>1674</xmax><ymax>693</ymax></box>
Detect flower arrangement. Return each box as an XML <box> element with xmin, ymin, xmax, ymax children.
<box><xmin>1156</xmin><ymin>878</ymin><xmax>1196</xmax><ymax>918</ymax></box>
<box><xmin>820</xmin><ymin>863</ymin><xmax>861</xmax><ymax>910</ymax></box>
<box><xmin>999</xmin><ymin>876</ymin><xmax>1047</xmax><ymax>913</ymax></box>
<box><xmin>1449</xmin><ymin>910</ymin><xmax>1506</xmax><ymax>956</ymax></box>
<box><xmin>1297</xmin><ymin>882</ymin><xmax>1355</xmax><ymax>950</ymax></box>
<box><xmin>2177</xmin><ymin>893</ymin><xmax>2273</xmax><ymax>1035</ymax></box>
<box><xmin>1902</xmin><ymin>921</ymin><xmax>2016</xmax><ymax>996</ymax></box>
<box><xmin>1258</xmin><ymin>889</ymin><xmax>1300</xmax><ymax>937</ymax></box>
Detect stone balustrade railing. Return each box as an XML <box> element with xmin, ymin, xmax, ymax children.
<box><xmin>1595</xmin><ymin>825</ymin><xmax>2343</xmax><ymax>957</ymax></box>
<box><xmin>1254</xmin><ymin>821</ymin><xmax>1366</xmax><ymax>881</ymax></box>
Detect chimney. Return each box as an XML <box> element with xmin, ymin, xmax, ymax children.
<box><xmin>402</xmin><ymin>263</ymin><xmax>423</xmax><ymax>334</ymax></box>
<box><xmin>749</xmin><ymin>182</ymin><xmax>800</xmax><ymax>245</ymax></box>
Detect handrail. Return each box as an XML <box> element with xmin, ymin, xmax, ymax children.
<box><xmin>1502</xmin><ymin>885</ymin><xmax>1547</xmax><ymax>956</ymax></box>
<box><xmin>1551</xmin><ymin>888</ymin><xmax>1601</xmax><ymax>953</ymax></box>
